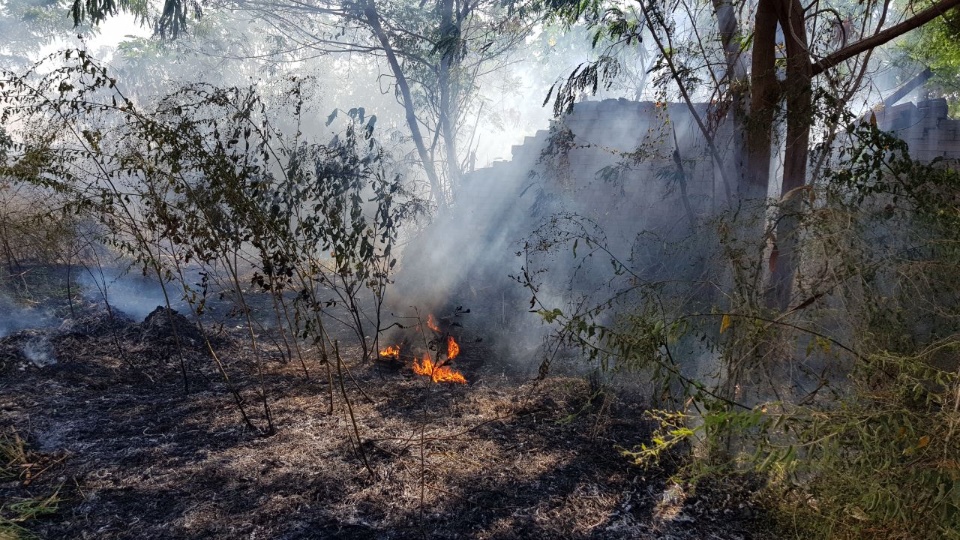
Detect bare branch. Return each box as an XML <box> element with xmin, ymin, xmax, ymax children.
<box><xmin>811</xmin><ymin>0</ymin><xmax>960</xmax><ymax>76</ymax></box>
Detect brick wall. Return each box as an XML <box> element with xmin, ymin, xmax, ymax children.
<box><xmin>874</xmin><ymin>98</ymin><xmax>960</xmax><ymax>162</ymax></box>
<box><xmin>462</xmin><ymin>99</ymin><xmax>726</xmax><ymax>254</ymax></box>
<box><xmin>396</xmin><ymin>99</ymin><xmax>724</xmax><ymax>314</ymax></box>
<box><xmin>396</xmin><ymin>97</ymin><xmax>957</xmax><ymax>319</ymax></box>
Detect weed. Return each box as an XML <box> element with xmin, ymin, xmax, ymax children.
<box><xmin>0</xmin><ymin>430</ymin><xmax>29</xmax><ymax>482</ymax></box>
<box><xmin>0</xmin><ymin>430</ymin><xmax>62</xmax><ymax>540</ymax></box>
<box><xmin>520</xmin><ymin>124</ymin><xmax>960</xmax><ymax>538</ymax></box>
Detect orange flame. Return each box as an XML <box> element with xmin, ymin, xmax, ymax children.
<box><xmin>412</xmin><ymin>353</ymin><xmax>466</xmax><ymax>384</ymax></box>
<box><xmin>447</xmin><ymin>335</ymin><xmax>460</xmax><ymax>360</ymax></box>
<box><xmin>379</xmin><ymin>344</ymin><xmax>401</xmax><ymax>360</ymax></box>
<box><xmin>427</xmin><ymin>314</ymin><xmax>441</xmax><ymax>333</ymax></box>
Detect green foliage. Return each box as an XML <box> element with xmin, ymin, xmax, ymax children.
<box><xmin>543</xmin><ymin>56</ymin><xmax>622</xmax><ymax>115</ymax></box>
<box><xmin>0</xmin><ymin>182</ymin><xmax>80</xmax><ymax>273</ymax></box>
<box><xmin>0</xmin><ymin>0</ymin><xmax>83</xmax><ymax>69</ymax></box>
<box><xmin>0</xmin><ymin>51</ymin><xmax>423</xmax><ymax>436</ymax></box>
<box><xmin>69</xmin><ymin>0</ymin><xmax>165</xmax><ymax>36</ymax></box>
<box><xmin>900</xmin><ymin>12</ymin><xmax>960</xmax><ymax>114</ymax></box>
<box><xmin>2</xmin><ymin>50</ymin><xmax>418</xmax><ymax>348</ymax></box>
<box><xmin>618</xmin><ymin>410</ymin><xmax>696</xmax><ymax>467</ymax></box>
<box><xmin>830</xmin><ymin>120</ymin><xmax>960</xmax><ymax>220</ymax></box>
<box><xmin>69</xmin><ymin>0</ymin><xmax>534</xmax><ymax>210</ymax></box>
<box><xmin>521</xmin><ymin>108</ymin><xmax>960</xmax><ymax>537</ymax></box>
<box><xmin>2</xmin><ymin>493</ymin><xmax>59</xmax><ymax>524</ymax></box>
<box><xmin>0</xmin><ymin>131</ymin><xmax>88</xmax><ymax>305</ymax></box>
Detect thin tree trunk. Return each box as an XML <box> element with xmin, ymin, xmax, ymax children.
<box><xmin>639</xmin><ymin>2</ymin><xmax>734</xmax><ymax>203</ymax></box>
<box><xmin>778</xmin><ymin>0</ymin><xmax>812</xmax><ymax>197</ymax></box>
<box><xmin>438</xmin><ymin>0</ymin><xmax>461</xmax><ymax>201</ymax></box>
<box><xmin>363</xmin><ymin>0</ymin><xmax>447</xmax><ymax>212</ymax></box>
<box><xmin>712</xmin><ymin>0</ymin><xmax>744</xmax><ymax>80</ymax></box>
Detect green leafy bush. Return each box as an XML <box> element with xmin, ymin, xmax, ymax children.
<box><xmin>522</xmin><ymin>118</ymin><xmax>960</xmax><ymax>538</ymax></box>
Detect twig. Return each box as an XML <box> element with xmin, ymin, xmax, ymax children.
<box><xmin>335</xmin><ymin>340</ymin><xmax>375</xmax><ymax>479</ymax></box>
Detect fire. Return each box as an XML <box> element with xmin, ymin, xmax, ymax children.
<box><xmin>379</xmin><ymin>344</ymin><xmax>401</xmax><ymax>360</ymax></box>
<box><xmin>447</xmin><ymin>335</ymin><xmax>460</xmax><ymax>360</ymax></box>
<box><xmin>412</xmin><ymin>353</ymin><xmax>466</xmax><ymax>384</ymax></box>
<box><xmin>427</xmin><ymin>314</ymin><xmax>441</xmax><ymax>333</ymax></box>
<box><xmin>405</xmin><ymin>315</ymin><xmax>466</xmax><ymax>384</ymax></box>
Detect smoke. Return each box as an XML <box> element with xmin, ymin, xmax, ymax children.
<box><xmin>0</xmin><ymin>294</ymin><xmax>59</xmax><ymax>339</ymax></box>
<box><xmin>0</xmin><ymin>0</ymin><xmax>944</xmax><ymax>398</ymax></box>
<box><xmin>0</xmin><ymin>262</ymin><xmax>189</xmax><ymax>341</ymax></box>
<box><xmin>0</xmin><ymin>294</ymin><xmax>57</xmax><ymax>367</ymax></box>
<box><xmin>389</xmin><ymin>98</ymin><xmax>724</xmax><ymax>376</ymax></box>
<box><xmin>75</xmin><ymin>266</ymin><xmax>175</xmax><ymax>321</ymax></box>
<box><xmin>22</xmin><ymin>334</ymin><xmax>56</xmax><ymax>367</ymax></box>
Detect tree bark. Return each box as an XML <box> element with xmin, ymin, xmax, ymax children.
<box><xmin>812</xmin><ymin>0</ymin><xmax>960</xmax><ymax>76</ymax></box>
<box><xmin>763</xmin><ymin>0</ymin><xmax>954</xmax><ymax>309</ymax></box>
<box><xmin>744</xmin><ymin>0</ymin><xmax>779</xmax><ymax>201</ymax></box>
<box><xmin>711</xmin><ymin>0</ymin><xmax>748</xmax><ymax>203</ymax></box>
<box><xmin>766</xmin><ymin>0</ymin><xmax>813</xmax><ymax>310</ymax></box>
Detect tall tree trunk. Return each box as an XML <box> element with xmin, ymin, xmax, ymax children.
<box><xmin>766</xmin><ymin>0</ymin><xmax>813</xmax><ymax>310</ymax></box>
<box><xmin>363</xmin><ymin>0</ymin><xmax>447</xmax><ymax>212</ymax></box>
<box><xmin>764</xmin><ymin>0</ymin><xmax>960</xmax><ymax>309</ymax></box>
<box><xmin>711</xmin><ymin>0</ymin><xmax>748</xmax><ymax>198</ymax></box>
<box><xmin>744</xmin><ymin>0</ymin><xmax>779</xmax><ymax>201</ymax></box>
<box><xmin>438</xmin><ymin>0</ymin><xmax>462</xmax><ymax>201</ymax></box>
<box><xmin>756</xmin><ymin>0</ymin><xmax>943</xmax><ymax>310</ymax></box>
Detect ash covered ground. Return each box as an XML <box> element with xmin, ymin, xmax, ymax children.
<box><xmin>1</xmin><ymin>306</ymin><xmax>774</xmax><ymax>539</ymax></box>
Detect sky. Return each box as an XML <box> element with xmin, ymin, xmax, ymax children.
<box><xmin>30</xmin><ymin>11</ymin><xmax>152</xmax><ymax>63</ymax></box>
<box><xmin>88</xmin><ymin>13</ymin><xmax>152</xmax><ymax>52</ymax></box>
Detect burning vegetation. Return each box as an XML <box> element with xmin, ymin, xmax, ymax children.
<box><xmin>379</xmin><ymin>315</ymin><xmax>467</xmax><ymax>384</ymax></box>
<box><xmin>412</xmin><ymin>352</ymin><xmax>467</xmax><ymax>384</ymax></box>
<box><xmin>446</xmin><ymin>335</ymin><xmax>460</xmax><ymax>359</ymax></box>
<box><xmin>427</xmin><ymin>313</ymin><xmax>441</xmax><ymax>333</ymax></box>
<box><xmin>378</xmin><ymin>344</ymin><xmax>401</xmax><ymax>361</ymax></box>
<box><xmin>0</xmin><ymin>310</ymin><xmax>771</xmax><ymax>539</ymax></box>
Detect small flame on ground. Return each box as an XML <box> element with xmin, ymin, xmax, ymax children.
<box><xmin>379</xmin><ymin>344</ymin><xmax>401</xmax><ymax>360</ymax></box>
<box><xmin>413</xmin><ymin>353</ymin><xmax>466</xmax><ymax>384</ymax></box>
<box><xmin>447</xmin><ymin>335</ymin><xmax>460</xmax><ymax>360</ymax></box>
<box><xmin>427</xmin><ymin>314</ymin><xmax>441</xmax><ymax>333</ymax></box>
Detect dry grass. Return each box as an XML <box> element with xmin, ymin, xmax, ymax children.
<box><xmin>0</xmin><ymin>428</ymin><xmax>63</xmax><ymax>540</ymax></box>
<box><xmin>0</xmin><ymin>312</ymin><xmax>773</xmax><ymax>539</ymax></box>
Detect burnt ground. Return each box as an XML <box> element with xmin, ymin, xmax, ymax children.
<box><xmin>0</xmin><ymin>309</ymin><xmax>776</xmax><ymax>539</ymax></box>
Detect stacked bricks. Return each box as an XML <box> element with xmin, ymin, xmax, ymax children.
<box><xmin>876</xmin><ymin>98</ymin><xmax>960</xmax><ymax>162</ymax></box>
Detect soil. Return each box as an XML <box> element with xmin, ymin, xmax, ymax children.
<box><xmin>0</xmin><ymin>309</ymin><xmax>776</xmax><ymax>539</ymax></box>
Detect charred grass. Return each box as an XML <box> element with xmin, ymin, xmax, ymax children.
<box><xmin>0</xmin><ymin>313</ymin><xmax>773</xmax><ymax>539</ymax></box>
